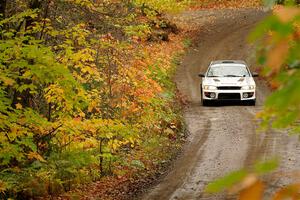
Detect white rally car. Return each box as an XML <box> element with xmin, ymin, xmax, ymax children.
<box><xmin>199</xmin><ymin>60</ymin><xmax>258</xmax><ymax>106</ymax></box>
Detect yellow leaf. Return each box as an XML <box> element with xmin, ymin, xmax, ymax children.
<box><xmin>15</xmin><ymin>103</ymin><xmax>22</xmax><ymax>109</ymax></box>
<box><xmin>0</xmin><ymin>181</ymin><xmax>7</xmax><ymax>193</ymax></box>
<box><xmin>1</xmin><ymin>77</ymin><xmax>14</xmax><ymax>86</ymax></box>
<box><xmin>165</xmin><ymin>128</ymin><xmax>175</xmax><ymax>136</ymax></box>
<box><xmin>27</xmin><ymin>152</ymin><xmax>46</xmax><ymax>162</ymax></box>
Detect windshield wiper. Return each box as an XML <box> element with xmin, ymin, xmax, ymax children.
<box><xmin>207</xmin><ymin>75</ymin><xmax>220</xmax><ymax>77</ymax></box>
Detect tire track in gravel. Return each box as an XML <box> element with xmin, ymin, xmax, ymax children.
<box><xmin>140</xmin><ymin>8</ymin><xmax>300</xmax><ymax>200</ymax></box>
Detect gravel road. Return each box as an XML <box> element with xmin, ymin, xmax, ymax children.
<box><xmin>140</xmin><ymin>8</ymin><xmax>300</xmax><ymax>200</ymax></box>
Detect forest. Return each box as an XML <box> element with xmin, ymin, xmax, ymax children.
<box><xmin>0</xmin><ymin>0</ymin><xmax>189</xmax><ymax>199</ymax></box>
<box><xmin>1</xmin><ymin>0</ymin><xmax>300</xmax><ymax>199</ymax></box>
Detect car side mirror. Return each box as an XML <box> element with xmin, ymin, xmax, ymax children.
<box><xmin>252</xmin><ymin>72</ymin><xmax>259</xmax><ymax>77</ymax></box>
<box><xmin>198</xmin><ymin>73</ymin><xmax>205</xmax><ymax>77</ymax></box>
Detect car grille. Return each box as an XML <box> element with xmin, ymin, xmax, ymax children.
<box><xmin>218</xmin><ymin>93</ymin><xmax>241</xmax><ymax>100</ymax></box>
<box><xmin>217</xmin><ymin>86</ymin><xmax>241</xmax><ymax>90</ymax></box>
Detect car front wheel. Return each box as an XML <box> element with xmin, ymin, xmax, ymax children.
<box><xmin>202</xmin><ymin>99</ymin><xmax>210</xmax><ymax>106</ymax></box>
<box><xmin>247</xmin><ymin>99</ymin><xmax>256</xmax><ymax>106</ymax></box>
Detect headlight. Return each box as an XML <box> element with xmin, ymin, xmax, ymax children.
<box><xmin>241</xmin><ymin>85</ymin><xmax>255</xmax><ymax>90</ymax></box>
<box><xmin>203</xmin><ymin>85</ymin><xmax>217</xmax><ymax>90</ymax></box>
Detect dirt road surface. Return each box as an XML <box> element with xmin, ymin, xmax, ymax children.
<box><xmin>140</xmin><ymin>8</ymin><xmax>300</xmax><ymax>200</ymax></box>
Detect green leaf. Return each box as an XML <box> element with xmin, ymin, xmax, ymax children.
<box><xmin>131</xmin><ymin>160</ymin><xmax>145</xmax><ymax>169</ymax></box>
<box><xmin>254</xmin><ymin>159</ymin><xmax>279</xmax><ymax>175</ymax></box>
<box><xmin>17</xmin><ymin>137</ymin><xmax>37</xmax><ymax>152</ymax></box>
<box><xmin>205</xmin><ymin>170</ymin><xmax>247</xmax><ymax>193</ymax></box>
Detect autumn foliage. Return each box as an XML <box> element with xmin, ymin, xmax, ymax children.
<box><xmin>0</xmin><ymin>0</ymin><xmax>188</xmax><ymax>198</ymax></box>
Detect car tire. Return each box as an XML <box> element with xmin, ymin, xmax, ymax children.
<box><xmin>202</xmin><ymin>99</ymin><xmax>209</xmax><ymax>106</ymax></box>
<box><xmin>248</xmin><ymin>99</ymin><xmax>256</xmax><ymax>106</ymax></box>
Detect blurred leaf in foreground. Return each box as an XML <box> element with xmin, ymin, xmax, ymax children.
<box><xmin>249</xmin><ymin>4</ymin><xmax>300</xmax><ymax>133</ymax></box>
<box><xmin>254</xmin><ymin>159</ymin><xmax>279</xmax><ymax>175</ymax></box>
<box><xmin>272</xmin><ymin>184</ymin><xmax>300</xmax><ymax>200</ymax></box>
<box><xmin>205</xmin><ymin>170</ymin><xmax>247</xmax><ymax>193</ymax></box>
<box><xmin>239</xmin><ymin>179</ymin><xmax>264</xmax><ymax>200</ymax></box>
<box><xmin>205</xmin><ymin>160</ymin><xmax>278</xmax><ymax>197</ymax></box>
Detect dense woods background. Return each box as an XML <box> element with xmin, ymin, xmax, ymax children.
<box><xmin>1</xmin><ymin>0</ymin><xmax>300</xmax><ymax>199</ymax></box>
<box><xmin>0</xmin><ymin>0</ymin><xmax>189</xmax><ymax>198</ymax></box>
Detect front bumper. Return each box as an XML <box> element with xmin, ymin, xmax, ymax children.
<box><xmin>202</xmin><ymin>89</ymin><xmax>256</xmax><ymax>101</ymax></box>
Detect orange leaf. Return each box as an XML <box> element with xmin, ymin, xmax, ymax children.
<box><xmin>272</xmin><ymin>184</ymin><xmax>300</xmax><ymax>200</ymax></box>
<box><xmin>239</xmin><ymin>180</ymin><xmax>264</xmax><ymax>200</ymax></box>
<box><xmin>266</xmin><ymin>40</ymin><xmax>290</xmax><ymax>73</ymax></box>
<box><xmin>274</xmin><ymin>7</ymin><xmax>300</xmax><ymax>23</ymax></box>
<box><xmin>270</xmin><ymin>80</ymin><xmax>280</xmax><ymax>89</ymax></box>
<box><xmin>15</xmin><ymin>103</ymin><xmax>23</xmax><ymax>110</ymax></box>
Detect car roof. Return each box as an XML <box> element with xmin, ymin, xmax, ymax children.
<box><xmin>210</xmin><ymin>60</ymin><xmax>247</xmax><ymax>65</ymax></box>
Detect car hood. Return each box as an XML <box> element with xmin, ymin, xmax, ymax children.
<box><xmin>202</xmin><ymin>77</ymin><xmax>255</xmax><ymax>86</ymax></box>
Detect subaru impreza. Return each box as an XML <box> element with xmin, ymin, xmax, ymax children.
<box><xmin>199</xmin><ymin>60</ymin><xmax>258</xmax><ymax>106</ymax></box>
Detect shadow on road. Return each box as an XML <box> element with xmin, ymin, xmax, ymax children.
<box><xmin>203</xmin><ymin>100</ymin><xmax>255</xmax><ymax>107</ymax></box>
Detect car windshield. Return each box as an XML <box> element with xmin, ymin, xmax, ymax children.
<box><xmin>207</xmin><ymin>65</ymin><xmax>250</xmax><ymax>77</ymax></box>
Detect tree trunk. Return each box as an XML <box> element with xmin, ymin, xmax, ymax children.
<box><xmin>99</xmin><ymin>138</ymin><xmax>104</xmax><ymax>176</ymax></box>
<box><xmin>25</xmin><ymin>0</ymin><xmax>42</xmax><ymax>29</ymax></box>
<box><xmin>0</xmin><ymin>0</ymin><xmax>6</xmax><ymax>18</ymax></box>
<box><xmin>29</xmin><ymin>0</ymin><xmax>42</xmax><ymax>9</ymax></box>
